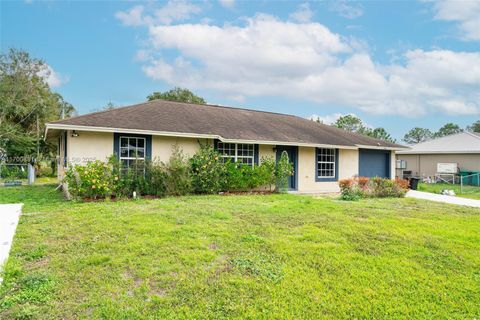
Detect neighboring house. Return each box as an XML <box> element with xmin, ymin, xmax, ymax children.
<box><xmin>45</xmin><ymin>100</ymin><xmax>406</xmax><ymax>193</ymax></box>
<box><xmin>396</xmin><ymin>131</ymin><xmax>480</xmax><ymax>178</ymax></box>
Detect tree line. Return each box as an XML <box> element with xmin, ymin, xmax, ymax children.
<box><xmin>313</xmin><ymin>114</ymin><xmax>479</xmax><ymax>145</ymax></box>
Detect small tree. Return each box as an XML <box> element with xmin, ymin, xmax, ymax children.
<box><xmin>190</xmin><ymin>143</ymin><xmax>224</xmax><ymax>193</ymax></box>
<box><xmin>147</xmin><ymin>87</ymin><xmax>206</xmax><ymax>104</ymax></box>
<box><xmin>163</xmin><ymin>144</ymin><xmax>192</xmax><ymax>196</ymax></box>
<box><xmin>276</xmin><ymin>151</ymin><xmax>293</xmax><ymax>193</ymax></box>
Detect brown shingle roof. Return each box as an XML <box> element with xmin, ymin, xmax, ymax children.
<box><xmin>48</xmin><ymin>100</ymin><xmax>405</xmax><ymax>149</ymax></box>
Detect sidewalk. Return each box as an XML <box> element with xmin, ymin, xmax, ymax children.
<box><xmin>406</xmin><ymin>190</ymin><xmax>480</xmax><ymax>208</ymax></box>
<box><xmin>0</xmin><ymin>204</ymin><xmax>23</xmax><ymax>282</ymax></box>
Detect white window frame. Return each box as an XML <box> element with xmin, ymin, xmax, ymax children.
<box><xmin>217</xmin><ymin>142</ymin><xmax>255</xmax><ymax>167</ymax></box>
<box><xmin>119</xmin><ymin>136</ymin><xmax>146</xmax><ymax>173</ymax></box>
<box><xmin>317</xmin><ymin>148</ymin><xmax>336</xmax><ymax>179</ymax></box>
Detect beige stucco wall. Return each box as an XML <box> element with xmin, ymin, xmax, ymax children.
<box><xmin>396</xmin><ymin>153</ymin><xmax>480</xmax><ymax>177</ymax></box>
<box><xmin>67</xmin><ymin>130</ymin><xmax>114</xmax><ymax>165</ymax></box>
<box><xmin>297</xmin><ymin>147</ymin><xmax>360</xmax><ymax>193</ymax></box>
<box><xmin>151</xmin><ymin>136</ymin><xmax>210</xmax><ymax>162</ymax></box>
<box><xmin>258</xmin><ymin>144</ymin><xmax>276</xmax><ymax>162</ymax></box>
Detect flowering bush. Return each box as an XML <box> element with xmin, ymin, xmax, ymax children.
<box><xmin>64</xmin><ymin>160</ymin><xmax>116</xmax><ymax>199</ymax></box>
<box><xmin>339</xmin><ymin>177</ymin><xmax>409</xmax><ymax>200</ymax></box>
<box><xmin>190</xmin><ymin>143</ymin><xmax>224</xmax><ymax>194</ymax></box>
<box><xmin>63</xmin><ymin>145</ymin><xmax>295</xmax><ymax>200</ymax></box>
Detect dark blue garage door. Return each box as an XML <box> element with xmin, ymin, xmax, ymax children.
<box><xmin>359</xmin><ymin>149</ymin><xmax>391</xmax><ymax>178</ymax></box>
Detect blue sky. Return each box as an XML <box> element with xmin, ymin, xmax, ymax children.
<box><xmin>1</xmin><ymin>0</ymin><xmax>479</xmax><ymax>140</ymax></box>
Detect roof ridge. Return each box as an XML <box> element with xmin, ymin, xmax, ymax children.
<box><xmin>49</xmin><ymin>99</ymin><xmax>301</xmax><ymax>124</ymax></box>
<box><xmin>414</xmin><ymin>131</ymin><xmax>469</xmax><ymax>146</ymax></box>
<box><xmin>465</xmin><ymin>131</ymin><xmax>480</xmax><ymax>140</ymax></box>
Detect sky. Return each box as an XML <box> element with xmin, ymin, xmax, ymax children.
<box><xmin>1</xmin><ymin>0</ymin><xmax>479</xmax><ymax>140</ymax></box>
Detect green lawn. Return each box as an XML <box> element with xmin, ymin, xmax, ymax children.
<box><xmin>418</xmin><ymin>182</ymin><xmax>480</xmax><ymax>200</ymax></box>
<box><xmin>1</xmin><ymin>186</ymin><xmax>479</xmax><ymax>319</ymax></box>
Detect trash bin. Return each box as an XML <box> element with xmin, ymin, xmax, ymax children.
<box><xmin>408</xmin><ymin>177</ymin><xmax>420</xmax><ymax>190</ymax></box>
<box><xmin>460</xmin><ymin>171</ymin><xmax>473</xmax><ymax>185</ymax></box>
<box><xmin>471</xmin><ymin>171</ymin><xmax>480</xmax><ymax>186</ymax></box>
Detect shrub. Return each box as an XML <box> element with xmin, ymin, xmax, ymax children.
<box><xmin>276</xmin><ymin>151</ymin><xmax>293</xmax><ymax>193</ymax></box>
<box><xmin>0</xmin><ymin>165</ymin><xmax>28</xmax><ymax>180</ymax></box>
<box><xmin>221</xmin><ymin>156</ymin><xmax>276</xmax><ymax>192</ymax></box>
<box><xmin>190</xmin><ymin>143</ymin><xmax>224</xmax><ymax>194</ymax></box>
<box><xmin>339</xmin><ymin>178</ymin><xmax>362</xmax><ymax>201</ymax></box>
<box><xmin>163</xmin><ymin>144</ymin><xmax>192</xmax><ymax>196</ymax></box>
<box><xmin>256</xmin><ymin>156</ymin><xmax>276</xmax><ymax>191</ymax></box>
<box><xmin>64</xmin><ymin>160</ymin><xmax>115</xmax><ymax>199</ymax></box>
<box><xmin>339</xmin><ymin>177</ymin><xmax>409</xmax><ymax>200</ymax></box>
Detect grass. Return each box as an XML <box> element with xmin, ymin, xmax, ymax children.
<box><xmin>418</xmin><ymin>182</ymin><xmax>480</xmax><ymax>200</ymax></box>
<box><xmin>0</xmin><ymin>176</ymin><xmax>58</xmax><ymax>186</ymax></box>
<box><xmin>1</xmin><ymin>186</ymin><xmax>479</xmax><ymax>319</ymax></box>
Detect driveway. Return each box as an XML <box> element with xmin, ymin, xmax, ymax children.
<box><xmin>0</xmin><ymin>204</ymin><xmax>22</xmax><ymax>282</ymax></box>
<box><xmin>406</xmin><ymin>190</ymin><xmax>480</xmax><ymax>208</ymax></box>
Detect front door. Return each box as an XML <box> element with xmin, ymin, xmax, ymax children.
<box><xmin>276</xmin><ymin>146</ymin><xmax>298</xmax><ymax>190</ymax></box>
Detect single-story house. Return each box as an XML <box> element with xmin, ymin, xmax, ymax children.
<box><xmin>396</xmin><ymin>131</ymin><xmax>480</xmax><ymax>179</ymax></box>
<box><xmin>45</xmin><ymin>100</ymin><xmax>406</xmax><ymax>193</ymax></box>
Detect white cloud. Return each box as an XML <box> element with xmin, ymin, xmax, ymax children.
<box><xmin>219</xmin><ymin>0</ymin><xmax>235</xmax><ymax>9</ymax></box>
<box><xmin>119</xmin><ymin>9</ymin><xmax>480</xmax><ymax>117</ymax></box>
<box><xmin>134</xmin><ymin>49</ymin><xmax>151</xmax><ymax>62</ymax></box>
<box><xmin>38</xmin><ymin>64</ymin><xmax>69</xmax><ymax>88</ymax></box>
<box><xmin>115</xmin><ymin>0</ymin><xmax>201</xmax><ymax>26</ymax></box>
<box><xmin>115</xmin><ymin>5</ymin><xmax>145</xmax><ymax>26</ymax></box>
<box><xmin>289</xmin><ymin>3</ymin><xmax>313</xmax><ymax>23</ymax></box>
<box><xmin>330</xmin><ymin>1</ymin><xmax>363</xmax><ymax>19</ymax></box>
<box><xmin>308</xmin><ymin>113</ymin><xmax>344</xmax><ymax>124</ymax></box>
<box><xmin>430</xmin><ymin>0</ymin><xmax>480</xmax><ymax>40</ymax></box>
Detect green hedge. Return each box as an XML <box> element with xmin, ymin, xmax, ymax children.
<box><xmin>63</xmin><ymin>144</ymin><xmax>291</xmax><ymax>200</ymax></box>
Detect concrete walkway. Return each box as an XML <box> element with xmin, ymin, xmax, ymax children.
<box><xmin>406</xmin><ymin>190</ymin><xmax>480</xmax><ymax>208</ymax></box>
<box><xmin>0</xmin><ymin>204</ymin><xmax>23</xmax><ymax>282</ymax></box>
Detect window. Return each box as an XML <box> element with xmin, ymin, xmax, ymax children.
<box><xmin>317</xmin><ymin>148</ymin><xmax>336</xmax><ymax>179</ymax></box>
<box><xmin>396</xmin><ymin>160</ymin><xmax>407</xmax><ymax>169</ymax></box>
<box><xmin>217</xmin><ymin>142</ymin><xmax>255</xmax><ymax>167</ymax></box>
<box><xmin>119</xmin><ymin>136</ymin><xmax>146</xmax><ymax>174</ymax></box>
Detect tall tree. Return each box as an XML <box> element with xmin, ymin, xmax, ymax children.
<box><xmin>403</xmin><ymin>127</ymin><xmax>433</xmax><ymax>145</ymax></box>
<box><xmin>333</xmin><ymin>114</ymin><xmax>365</xmax><ymax>133</ymax></box>
<box><xmin>147</xmin><ymin>87</ymin><xmax>206</xmax><ymax>104</ymax></box>
<box><xmin>367</xmin><ymin>127</ymin><xmax>396</xmax><ymax>143</ymax></box>
<box><xmin>0</xmin><ymin>48</ymin><xmax>75</xmax><ymax>160</ymax></box>
<box><xmin>434</xmin><ymin>123</ymin><xmax>463</xmax><ymax>138</ymax></box>
<box><xmin>466</xmin><ymin>120</ymin><xmax>480</xmax><ymax>133</ymax></box>
<box><xmin>332</xmin><ymin>115</ymin><xmax>395</xmax><ymax>142</ymax></box>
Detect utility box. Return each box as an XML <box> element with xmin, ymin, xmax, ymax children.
<box><xmin>437</xmin><ymin>163</ymin><xmax>458</xmax><ymax>174</ymax></box>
